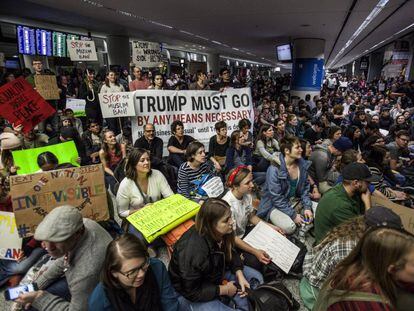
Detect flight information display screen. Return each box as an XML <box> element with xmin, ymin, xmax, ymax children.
<box><xmin>36</xmin><ymin>28</ymin><xmax>52</xmax><ymax>56</ymax></box>
<box><xmin>17</xmin><ymin>25</ymin><xmax>36</xmax><ymax>55</ymax></box>
<box><xmin>53</xmin><ymin>31</ymin><xmax>67</xmax><ymax>57</ymax></box>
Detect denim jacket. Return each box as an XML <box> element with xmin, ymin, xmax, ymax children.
<box><xmin>257</xmin><ymin>153</ymin><xmax>312</xmax><ymax>220</ymax></box>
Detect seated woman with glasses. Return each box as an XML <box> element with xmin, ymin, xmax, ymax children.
<box><xmin>89</xmin><ymin>233</ymin><xmax>179</xmax><ymax>311</ymax></box>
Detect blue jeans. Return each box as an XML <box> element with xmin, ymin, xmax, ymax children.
<box><xmin>178</xmin><ymin>266</ymin><xmax>263</xmax><ymax>311</ymax></box>
<box><xmin>28</xmin><ymin>278</ymin><xmax>70</xmax><ymax>311</ymax></box>
<box><xmin>0</xmin><ymin>248</ymin><xmax>46</xmax><ymax>287</ymax></box>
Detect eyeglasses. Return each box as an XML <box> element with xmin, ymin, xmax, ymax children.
<box><xmin>119</xmin><ymin>257</ymin><xmax>150</xmax><ymax>279</ymax></box>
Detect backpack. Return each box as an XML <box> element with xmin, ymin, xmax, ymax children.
<box><xmin>247</xmin><ymin>281</ymin><xmax>300</xmax><ymax>311</ymax></box>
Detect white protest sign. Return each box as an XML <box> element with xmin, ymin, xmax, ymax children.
<box><xmin>132</xmin><ymin>41</ymin><xmax>162</xmax><ymax>68</ymax></box>
<box><xmin>0</xmin><ymin>211</ymin><xmax>22</xmax><ymax>261</ymax></box>
<box><xmin>131</xmin><ymin>88</ymin><xmax>254</xmax><ymax>154</ymax></box>
<box><xmin>99</xmin><ymin>92</ymin><xmax>136</xmax><ymax>118</ymax></box>
<box><xmin>201</xmin><ymin>176</ymin><xmax>224</xmax><ymax>198</ymax></box>
<box><xmin>243</xmin><ymin>221</ymin><xmax>300</xmax><ymax>273</ymax></box>
<box><xmin>67</xmin><ymin>39</ymin><xmax>98</xmax><ymax>61</ymax></box>
<box><xmin>66</xmin><ymin>98</ymin><xmax>86</xmax><ymax>117</ymax></box>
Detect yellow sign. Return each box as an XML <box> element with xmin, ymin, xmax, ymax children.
<box><xmin>127</xmin><ymin>194</ymin><xmax>200</xmax><ymax>243</ymax></box>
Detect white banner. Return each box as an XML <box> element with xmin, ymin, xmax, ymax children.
<box><xmin>66</xmin><ymin>98</ymin><xmax>86</xmax><ymax>116</ymax></box>
<box><xmin>67</xmin><ymin>39</ymin><xmax>98</xmax><ymax>61</ymax></box>
<box><xmin>131</xmin><ymin>88</ymin><xmax>253</xmax><ymax>154</ymax></box>
<box><xmin>132</xmin><ymin>41</ymin><xmax>162</xmax><ymax>68</ymax></box>
<box><xmin>0</xmin><ymin>211</ymin><xmax>22</xmax><ymax>261</ymax></box>
<box><xmin>99</xmin><ymin>92</ymin><xmax>136</xmax><ymax>118</ymax></box>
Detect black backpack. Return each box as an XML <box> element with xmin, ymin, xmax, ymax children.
<box><xmin>247</xmin><ymin>281</ymin><xmax>300</xmax><ymax>311</ymax></box>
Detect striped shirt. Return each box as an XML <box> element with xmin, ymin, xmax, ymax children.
<box><xmin>177</xmin><ymin>161</ymin><xmax>213</xmax><ymax>199</ymax></box>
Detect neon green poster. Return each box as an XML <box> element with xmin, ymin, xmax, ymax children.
<box><xmin>12</xmin><ymin>141</ymin><xmax>80</xmax><ymax>175</ymax></box>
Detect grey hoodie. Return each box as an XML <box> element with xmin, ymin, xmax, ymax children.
<box><xmin>309</xmin><ymin>143</ymin><xmax>338</xmax><ymax>184</ymax></box>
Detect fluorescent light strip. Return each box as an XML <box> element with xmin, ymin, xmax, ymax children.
<box><xmin>180</xmin><ymin>30</ymin><xmax>194</xmax><ymax>36</ymax></box>
<box><xmin>150</xmin><ymin>21</ymin><xmax>173</xmax><ymax>29</ymax></box>
<box><xmin>394</xmin><ymin>22</ymin><xmax>414</xmax><ymax>36</ymax></box>
<box><xmin>211</xmin><ymin>40</ymin><xmax>222</xmax><ymax>45</ymax></box>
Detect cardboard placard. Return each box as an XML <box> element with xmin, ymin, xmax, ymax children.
<box><xmin>371</xmin><ymin>196</ymin><xmax>414</xmax><ymax>234</ymax></box>
<box><xmin>127</xmin><ymin>194</ymin><xmax>200</xmax><ymax>243</ymax></box>
<box><xmin>66</xmin><ymin>98</ymin><xmax>86</xmax><ymax>117</ymax></box>
<box><xmin>0</xmin><ymin>212</ymin><xmax>22</xmax><ymax>261</ymax></box>
<box><xmin>34</xmin><ymin>75</ymin><xmax>60</xmax><ymax>100</ymax></box>
<box><xmin>98</xmin><ymin>92</ymin><xmax>136</xmax><ymax>118</ymax></box>
<box><xmin>132</xmin><ymin>41</ymin><xmax>162</xmax><ymax>68</ymax></box>
<box><xmin>0</xmin><ymin>77</ymin><xmax>56</xmax><ymax>133</ymax></box>
<box><xmin>10</xmin><ymin>164</ymin><xmax>109</xmax><ymax>238</ymax></box>
<box><xmin>12</xmin><ymin>141</ymin><xmax>80</xmax><ymax>175</ymax></box>
<box><xmin>67</xmin><ymin>39</ymin><xmax>98</xmax><ymax>61</ymax></box>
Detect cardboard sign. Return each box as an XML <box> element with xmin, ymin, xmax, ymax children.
<box><xmin>0</xmin><ymin>77</ymin><xmax>56</xmax><ymax>133</ymax></box>
<box><xmin>98</xmin><ymin>92</ymin><xmax>136</xmax><ymax>118</ymax></box>
<box><xmin>10</xmin><ymin>164</ymin><xmax>109</xmax><ymax>238</ymax></box>
<box><xmin>66</xmin><ymin>98</ymin><xmax>86</xmax><ymax>117</ymax></box>
<box><xmin>371</xmin><ymin>196</ymin><xmax>414</xmax><ymax>234</ymax></box>
<box><xmin>131</xmin><ymin>88</ymin><xmax>254</xmax><ymax>154</ymax></box>
<box><xmin>132</xmin><ymin>41</ymin><xmax>162</xmax><ymax>68</ymax></box>
<box><xmin>12</xmin><ymin>141</ymin><xmax>80</xmax><ymax>175</ymax></box>
<box><xmin>127</xmin><ymin>194</ymin><xmax>200</xmax><ymax>243</ymax></box>
<box><xmin>34</xmin><ymin>75</ymin><xmax>60</xmax><ymax>100</ymax></box>
<box><xmin>67</xmin><ymin>39</ymin><xmax>98</xmax><ymax>61</ymax></box>
<box><xmin>0</xmin><ymin>212</ymin><xmax>22</xmax><ymax>261</ymax></box>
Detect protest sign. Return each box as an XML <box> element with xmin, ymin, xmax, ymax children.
<box><xmin>10</xmin><ymin>164</ymin><xmax>109</xmax><ymax>238</ymax></box>
<box><xmin>12</xmin><ymin>141</ymin><xmax>80</xmax><ymax>175</ymax></box>
<box><xmin>127</xmin><ymin>194</ymin><xmax>200</xmax><ymax>243</ymax></box>
<box><xmin>98</xmin><ymin>92</ymin><xmax>136</xmax><ymax>118</ymax></box>
<box><xmin>371</xmin><ymin>196</ymin><xmax>414</xmax><ymax>234</ymax></box>
<box><xmin>0</xmin><ymin>77</ymin><xmax>56</xmax><ymax>133</ymax></box>
<box><xmin>0</xmin><ymin>212</ymin><xmax>22</xmax><ymax>261</ymax></box>
<box><xmin>66</xmin><ymin>98</ymin><xmax>86</xmax><ymax>117</ymax></box>
<box><xmin>131</xmin><ymin>88</ymin><xmax>254</xmax><ymax>154</ymax></box>
<box><xmin>201</xmin><ymin>176</ymin><xmax>224</xmax><ymax>198</ymax></box>
<box><xmin>132</xmin><ymin>41</ymin><xmax>162</xmax><ymax>68</ymax></box>
<box><xmin>67</xmin><ymin>39</ymin><xmax>98</xmax><ymax>61</ymax></box>
<box><xmin>244</xmin><ymin>221</ymin><xmax>300</xmax><ymax>273</ymax></box>
<box><xmin>34</xmin><ymin>75</ymin><xmax>60</xmax><ymax>100</ymax></box>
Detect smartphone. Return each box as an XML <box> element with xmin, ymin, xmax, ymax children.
<box><xmin>4</xmin><ymin>283</ymin><xmax>38</xmax><ymax>301</ymax></box>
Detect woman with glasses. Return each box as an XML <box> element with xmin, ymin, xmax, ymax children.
<box><xmin>89</xmin><ymin>233</ymin><xmax>179</xmax><ymax>311</ymax></box>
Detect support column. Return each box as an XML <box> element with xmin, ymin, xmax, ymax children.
<box><xmin>206</xmin><ymin>53</ymin><xmax>220</xmax><ymax>76</ymax></box>
<box><xmin>290</xmin><ymin>38</ymin><xmax>325</xmax><ymax>99</ymax></box>
<box><xmin>106</xmin><ymin>35</ymin><xmax>130</xmax><ymax>69</ymax></box>
<box><xmin>367</xmin><ymin>51</ymin><xmax>384</xmax><ymax>82</ymax></box>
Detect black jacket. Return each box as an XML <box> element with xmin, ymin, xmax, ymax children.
<box><xmin>168</xmin><ymin>227</ymin><xmax>243</xmax><ymax>302</ymax></box>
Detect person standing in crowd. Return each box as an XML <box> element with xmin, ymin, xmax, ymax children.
<box><xmin>169</xmin><ymin>199</ymin><xmax>263</xmax><ymax>310</ymax></box>
<box><xmin>148</xmin><ymin>73</ymin><xmax>166</xmax><ymax>90</ymax></box>
<box><xmin>129</xmin><ymin>66</ymin><xmax>150</xmax><ymax>91</ymax></box>
<box><xmin>189</xmin><ymin>70</ymin><xmax>210</xmax><ymax>90</ymax></box>
<box><xmin>16</xmin><ymin>205</ymin><xmax>112</xmax><ymax>311</ymax></box>
<box><xmin>89</xmin><ymin>234</ymin><xmax>179</xmax><ymax>311</ymax></box>
<box><xmin>211</xmin><ymin>68</ymin><xmax>241</xmax><ymax>90</ymax></box>
<box><xmin>167</xmin><ymin>120</ymin><xmax>194</xmax><ymax>168</ymax></box>
<box><xmin>257</xmin><ymin>136</ymin><xmax>313</xmax><ymax>234</ymax></box>
<box><xmin>79</xmin><ymin>68</ymin><xmax>103</xmax><ymax>126</ymax></box>
<box><xmin>82</xmin><ymin>119</ymin><xmax>103</xmax><ymax>164</ymax></box>
<box><xmin>314</xmin><ymin>163</ymin><xmax>375</xmax><ymax>244</ymax></box>
<box><xmin>208</xmin><ymin>121</ymin><xmax>230</xmax><ymax>173</ymax></box>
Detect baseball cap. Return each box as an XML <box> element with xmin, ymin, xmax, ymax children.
<box><xmin>365</xmin><ymin>206</ymin><xmax>404</xmax><ymax>230</ymax></box>
<box><xmin>35</xmin><ymin>205</ymin><xmax>84</xmax><ymax>242</ymax></box>
<box><xmin>342</xmin><ymin>162</ymin><xmax>380</xmax><ymax>182</ymax></box>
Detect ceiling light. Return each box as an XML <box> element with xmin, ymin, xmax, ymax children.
<box><xmin>394</xmin><ymin>22</ymin><xmax>414</xmax><ymax>36</ymax></box>
<box><xmin>180</xmin><ymin>30</ymin><xmax>194</xmax><ymax>36</ymax></box>
<box><xmin>195</xmin><ymin>35</ymin><xmax>209</xmax><ymax>41</ymax></box>
<box><xmin>212</xmin><ymin>40</ymin><xmax>222</xmax><ymax>45</ymax></box>
<box><xmin>82</xmin><ymin>0</ymin><xmax>103</xmax><ymax>7</ymax></box>
<box><xmin>232</xmin><ymin>47</ymin><xmax>240</xmax><ymax>51</ymax></box>
<box><xmin>150</xmin><ymin>21</ymin><xmax>173</xmax><ymax>29</ymax></box>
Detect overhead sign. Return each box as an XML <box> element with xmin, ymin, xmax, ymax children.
<box><xmin>10</xmin><ymin>164</ymin><xmax>109</xmax><ymax>238</ymax></box>
<box><xmin>98</xmin><ymin>92</ymin><xmax>136</xmax><ymax>118</ymax></box>
<box><xmin>0</xmin><ymin>77</ymin><xmax>56</xmax><ymax>133</ymax></box>
<box><xmin>0</xmin><ymin>212</ymin><xmax>22</xmax><ymax>261</ymax></box>
<box><xmin>132</xmin><ymin>41</ymin><xmax>162</xmax><ymax>68</ymax></box>
<box><xmin>67</xmin><ymin>39</ymin><xmax>98</xmax><ymax>61</ymax></box>
<box><xmin>34</xmin><ymin>75</ymin><xmax>60</xmax><ymax>100</ymax></box>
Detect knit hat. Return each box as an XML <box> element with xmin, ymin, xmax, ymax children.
<box><xmin>365</xmin><ymin>206</ymin><xmax>403</xmax><ymax>230</ymax></box>
<box><xmin>34</xmin><ymin>205</ymin><xmax>84</xmax><ymax>242</ymax></box>
<box><xmin>0</xmin><ymin>132</ymin><xmax>22</xmax><ymax>150</ymax></box>
<box><xmin>332</xmin><ymin>137</ymin><xmax>353</xmax><ymax>152</ymax></box>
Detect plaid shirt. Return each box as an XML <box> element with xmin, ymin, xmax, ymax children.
<box><xmin>303</xmin><ymin>238</ymin><xmax>358</xmax><ymax>288</ymax></box>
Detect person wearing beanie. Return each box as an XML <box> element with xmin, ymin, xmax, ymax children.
<box><xmin>309</xmin><ymin>136</ymin><xmax>353</xmax><ymax>194</ymax></box>
<box><xmin>0</xmin><ymin>132</ymin><xmax>22</xmax><ymax>174</ymax></box>
<box><xmin>300</xmin><ymin>207</ymin><xmax>403</xmax><ymax>309</ymax></box>
<box><xmin>16</xmin><ymin>205</ymin><xmax>112</xmax><ymax>311</ymax></box>
<box><xmin>314</xmin><ymin>162</ymin><xmax>379</xmax><ymax>244</ymax></box>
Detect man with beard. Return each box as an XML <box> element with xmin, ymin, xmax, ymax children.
<box><xmin>314</xmin><ymin>163</ymin><xmax>377</xmax><ymax>244</ymax></box>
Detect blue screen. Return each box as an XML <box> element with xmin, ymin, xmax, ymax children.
<box><xmin>36</xmin><ymin>29</ymin><xmax>52</xmax><ymax>56</ymax></box>
<box><xmin>17</xmin><ymin>25</ymin><xmax>36</xmax><ymax>55</ymax></box>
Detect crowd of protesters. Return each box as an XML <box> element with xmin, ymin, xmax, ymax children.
<box><xmin>0</xmin><ymin>56</ymin><xmax>414</xmax><ymax>310</ymax></box>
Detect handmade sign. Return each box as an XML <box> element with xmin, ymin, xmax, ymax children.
<box><xmin>12</xmin><ymin>141</ymin><xmax>80</xmax><ymax>175</ymax></box>
<box><xmin>132</xmin><ymin>41</ymin><xmax>162</xmax><ymax>68</ymax></box>
<box><xmin>127</xmin><ymin>194</ymin><xmax>200</xmax><ymax>243</ymax></box>
<box><xmin>66</xmin><ymin>98</ymin><xmax>86</xmax><ymax>117</ymax></box>
<box><xmin>0</xmin><ymin>77</ymin><xmax>56</xmax><ymax>133</ymax></box>
<box><xmin>67</xmin><ymin>39</ymin><xmax>98</xmax><ymax>61</ymax></box>
<box><xmin>371</xmin><ymin>196</ymin><xmax>414</xmax><ymax>234</ymax></box>
<box><xmin>10</xmin><ymin>164</ymin><xmax>109</xmax><ymax>238</ymax></box>
<box><xmin>98</xmin><ymin>92</ymin><xmax>136</xmax><ymax>118</ymax></box>
<box><xmin>0</xmin><ymin>212</ymin><xmax>22</xmax><ymax>261</ymax></box>
<box><xmin>34</xmin><ymin>75</ymin><xmax>60</xmax><ymax>100</ymax></box>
